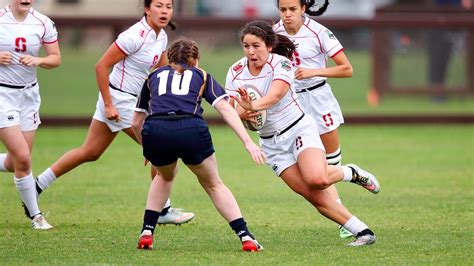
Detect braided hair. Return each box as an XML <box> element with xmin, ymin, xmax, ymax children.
<box><xmin>239</xmin><ymin>20</ymin><xmax>296</xmax><ymax>60</ymax></box>
<box><xmin>276</xmin><ymin>0</ymin><xmax>329</xmax><ymax>17</ymax></box>
<box><xmin>167</xmin><ymin>38</ymin><xmax>200</xmax><ymax>70</ymax></box>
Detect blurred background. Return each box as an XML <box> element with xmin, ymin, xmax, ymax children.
<box><xmin>1</xmin><ymin>0</ymin><xmax>472</xmax><ymax>121</ymax></box>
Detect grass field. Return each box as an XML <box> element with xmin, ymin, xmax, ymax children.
<box><xmin>1</xmin><ymin>125</ymin><xmax>473</xmax><ymax>264</ymax></box>
<box><xmin>37</xmin><ymin>47</ymin><xmax>474</xmax><ymax>117</ymax></box>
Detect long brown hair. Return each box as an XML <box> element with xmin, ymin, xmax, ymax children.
<box><xmin>239</xmin><ymin>20</ymin><xmax>296</xmax><ymax>59</ymax></box>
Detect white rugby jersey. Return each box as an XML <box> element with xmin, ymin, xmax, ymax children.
<box><xmin>110</xmin><ymin>17</ymin><xmax>168</xmax><ymax>96</ymax></box>
<box><xmin>0</xmin><ymin>6</ymin><xmax>57</xmax><ymax>85</ymax></box>
<box><xmin>273</xmin><ymin>16</ymin><xmax>343</xmax><ymax>91</ymax></box>
<box><xmin>225</xmin><ymin>53</ymin><xmax>304</xmax><ymax>136</ymax></box>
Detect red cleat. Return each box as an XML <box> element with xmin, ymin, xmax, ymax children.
<box><xmin>241</xmin><ymin>235</ymin><xmax>263</xmax><ymax>252</ymax></box>
<box><xmin>137</xmin><ymin>230</ymin><xmax>153</xmax><ymax>250</ymax></box>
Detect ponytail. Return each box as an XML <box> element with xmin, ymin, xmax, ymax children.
<box><xmin>273</xmin><ymin>34</ymin><xmax>296</xmax><ymax>59</ymax></box>
<box><xmin>276</xmin><ymin>0</ymin><xmax>329</xmax><ymax>17</ymax></box>
<box><xmin>305</xmin><ymin>0</ymin><xmax>329</xmax><ymax>17</ymax></box>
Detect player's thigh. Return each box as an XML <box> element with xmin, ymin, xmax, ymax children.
<box><xmin>297</xmin><ymin>147</ymin><xmax>328</xmax><ymax>183</ymax></box>
<box><xmin>155</xmin><ymin>162</ymin><xmax>178</xmax><ymax>181</ymax></box>
<box><xmin>0</xmin><ymin>126</ymin><xmax>30</xmax><ymax>159</ymax></box>
<box><xmin>187</xmin><ymin>154</ymin><xmax>221</xmax><ymax>188</ymax></box>
<box><xmin>21</xmin><ymin>130</ymin><xmax>36</xmax><ymax>154</ymax></box>
<box><xmin>280</xmin><ymin>164</ymin><xmax>310</xmax><ymax>196</ymax></box>
<box><xmin>81</xmin><ymin>119</ymin><xmax>118</xmax><ymax>155</ymax></box>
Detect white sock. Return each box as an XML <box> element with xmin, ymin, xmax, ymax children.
<box><xmin>163</xmin><ymin>198</ymin><xmax>171</xmax><ymax>209</ymax></box>
<box><xmin>326</xmin><ymin>147</ymin><xmax>342</xmax><ymax>166</ymax></box>
<box><xmin>36</xmin><ymin>168</ymin><xmax>57</xmax><ymax>191</ymax></box>
<box><xmin>341</xmin><ymin>166</ymin><xmax>353</xmax><ymax>182</ymax></box>
<box><xmin>0</xmin><ymin>153</ymin><xmax>8</xmax><ymax>172</ymax></box>
<box><xmin>14</xmin><ymin>173</ymin><xmax>41</xmax><ymax>218</ymax></box>
<box><xmin>343</xmin><ymin>216</ymin><xmax>368</xmax><ymax>236</ymax></box>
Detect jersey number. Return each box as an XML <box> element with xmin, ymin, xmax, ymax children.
<box><xmin>291</xmin><ymin>51</ymin><xmax>301</xmax><ymax>67</ymax></box>
<box><xmin>15</xmin><ymin>37</ymin><xmax>27</xmax><ymax>52</ymax></box>
<box><xmin>156</xmin><ymin>70</ymin><xmax>192</xmax><ymax>96</ymax></box>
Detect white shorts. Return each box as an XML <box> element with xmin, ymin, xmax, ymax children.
<box><xmin>0</xmin><ymin>84</ymin><xmax>41</xmax><ymax>131</ymax></box>
<box><xmin>297</xmin><ymin>83</ymin><xmax>344</xmax><ymax>135</ymax></box>
<box><xmin>92</xmin><ymin>88</ymin><xmax>137</xmax><ymax>132</ymax></box>
<box><xmin>260</xmin><ymin>115</ymin><xmax>325</xmax><ymax>176</ymax></box>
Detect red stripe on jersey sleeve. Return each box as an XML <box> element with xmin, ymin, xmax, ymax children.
<box><xmin>330</xmin><ymin>48</ymin><xmax>345</xmax><ymax>58</ymax></box>
<box><xmin>43</xmin><ymin>39</ymin><xmax>58</xmax><ymax>44</ymax></box>
<box><xmin>114</xmin><ymin>42</ymin><xmax>128</xmax><ymax>56</ymax></box>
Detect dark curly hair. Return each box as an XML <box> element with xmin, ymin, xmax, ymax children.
<box><xmin>239</xmin><ymin>20</ymin><xmax>296</xmax><ymax>59</ymax></box>
<box><xmin>276</xmin><ymin>0</ymin><xmax>329</xmax><ymax>16</ymax></box>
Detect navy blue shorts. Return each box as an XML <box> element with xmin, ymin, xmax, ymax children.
<box><xmin>141</xmin><ymin>116</ymin><xmax>215</xmax><ymax>166</ymax></box>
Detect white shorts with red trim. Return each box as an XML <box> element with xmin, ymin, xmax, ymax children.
<box><xmin>0</xmin><ymin>84</ymin><xmax>41</xmax><ymax>131</ymax></box>
<box><xmin>260</xmin><ymin>115</ymin><xmax>325</xmax><ymax>176</ymax></box>
<box><xmin>297</xmin><ymin>83</ymin><xmax>344</xmax><ymax>135</ymax></box>
<box><xmin>92</xmin><ymin>87</ymin><xmax>137</xmax><ymax>132</ymax></box>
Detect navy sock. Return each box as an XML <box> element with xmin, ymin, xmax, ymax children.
<box><xmin>142</xmin><ymin>209</ymin><xmax>161</xmax><ymax>234</ymax></box>
<box><xmin>356</xmin><ymin>228</ymin><xmax>374</xmax><ymax>237</ymax></box>
<box><xmin>229</xmin><ymin>217</ymin><xmax>251</xmax><ymax>240</ymax></box>
<box><xmin>160</xmin><ymin>206</ymin><xmax>170</xmax><ymax>216</ymax></box>
<box><xmin>35</xmin><ymin>180</ymin><xmax>43</xmax><ymax>195</ymax></box>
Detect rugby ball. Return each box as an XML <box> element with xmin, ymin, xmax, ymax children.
<box><xmin>234</xmin><ymin>84</ymin><xmax>267</xmax><ymax>131</ymax></box>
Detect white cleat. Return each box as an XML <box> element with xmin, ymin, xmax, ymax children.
<box><xmin>347</xmin><ymin>234</ymin><xmax>376</xmax><ymax>246</ymax></box>
<box><xmin>31</xmin><ymin>214</ymin><xmax>53</xmax><ymax>230</ymax></box>
<box><xmin>347</xmin><ymin>164</ymin><xmax>380</xmax><ymax>194</ymax></box>
<box><xmin>157</xmin><ymin>208</ymin><xmax>194</xmax><ymax>225</ymax></box>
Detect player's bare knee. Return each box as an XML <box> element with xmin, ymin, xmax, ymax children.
<box><xmin>306</xmin><ymin>175</ymin><xmax>331</xmax><ymax>190</ymax></box>
<box><xmin>81</xmin><ymin>148</ymin><xmax>103</xmax><ymax>162</ymax></box>
<box><xmin>13</xmin><ymin>153</ymin><xmax>31</xmax><ymax>172</ymax></box>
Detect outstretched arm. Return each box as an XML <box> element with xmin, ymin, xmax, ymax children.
<box><xmin>214</xmin><ymin>99</ymin><xmax>266</xmax><ymax>165</ymax></box>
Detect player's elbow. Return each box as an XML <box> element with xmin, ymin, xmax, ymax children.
<box><xmin>343</xmin><ymin>64</ymin><xmax>353</xmax><ymax>78</ymax></box>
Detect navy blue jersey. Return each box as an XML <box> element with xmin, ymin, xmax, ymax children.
<box><xmin>136</xmin><ymin>66</ymin><xmax>228</xmax><ymax>118</ymax></box>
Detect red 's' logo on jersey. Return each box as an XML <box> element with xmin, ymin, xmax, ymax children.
<box><xmin>15</xmin><ymin>37</ymin><xmax>27</xmax><ymax>52</ymax></box>
<box><xmin>233</xmin><ymin>62</ymin><xmax>243</xmax><ymax>72</ymax></box>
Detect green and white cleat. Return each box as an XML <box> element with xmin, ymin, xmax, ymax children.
<box><xmin>157</xmin><ymin>208</ymin><xmax>194</xmax><ymax>225</ymax></box>
<box><xmin>338</xmin><ymin>225</ymin><xmax>354</xmax><ymax>239</ymax></box>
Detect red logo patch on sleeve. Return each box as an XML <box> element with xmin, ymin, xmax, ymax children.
<box><xmin>233</xmin><ymin>62</ymin><xmax>243</xmax><ymax>72</ymax></box>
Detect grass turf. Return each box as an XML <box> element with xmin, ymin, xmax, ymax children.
<box><xmin>0</xmin><ymin>125</ymin><xmax>472</xmax><ymax>264</ymax></box>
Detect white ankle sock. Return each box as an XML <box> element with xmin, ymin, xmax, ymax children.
<box><xmin>0</xmin><ymin>153</ymin><xmax>7</xmax><ymax>172</ymax></box>
<box><xmin>341</xmin><ymin>166</ymin><xmax>353</xmax><ymax>182</ymax></box>
<box><xmin>36</xmin><ymin>168</ymin><xmax>57</xmax><ymax>191</ymax></box>
<box><xmin>14</xmin><ymin>173</ymin><xmax>41</xmax><ymax>217</ymax></box>
<box><xmin>343</xmin><ymin>216</ymin><xmax>368</xmax><ymax>236</ymax></box>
